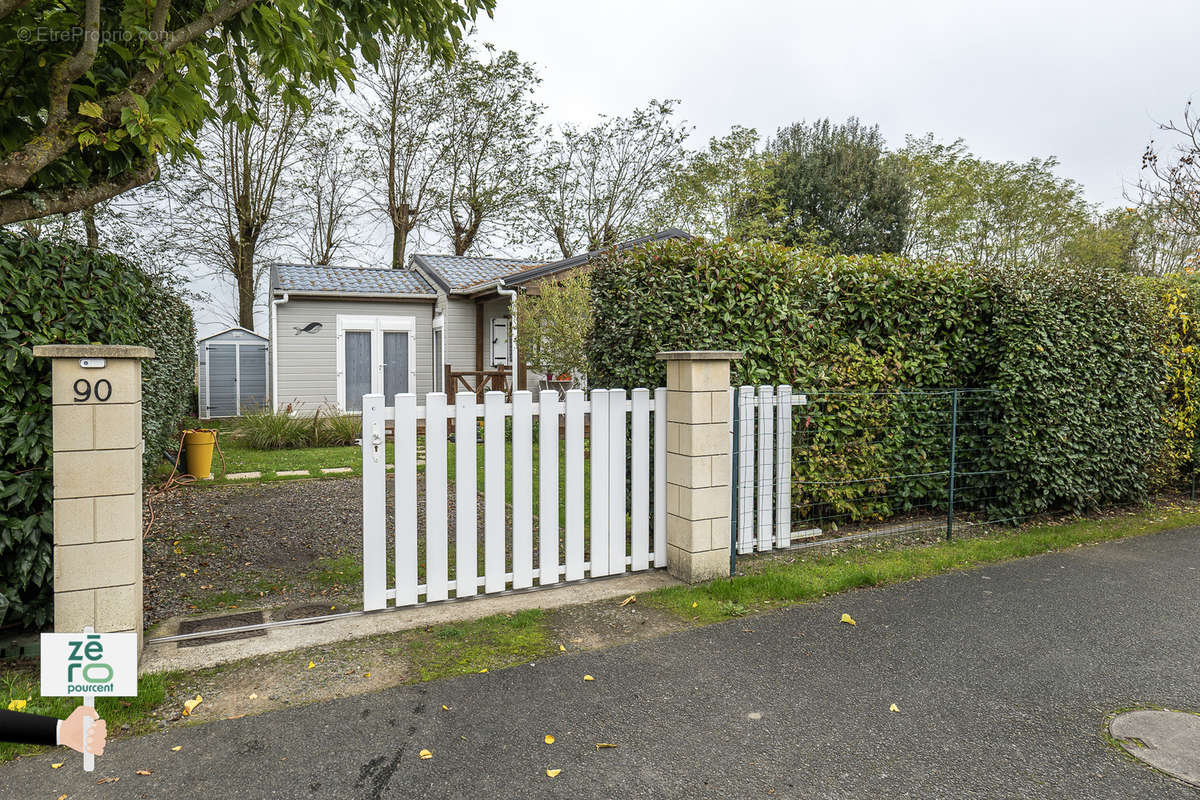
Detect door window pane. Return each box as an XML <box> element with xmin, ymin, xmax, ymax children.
<box><xmin>383</xmin><ymin>331</ymin><xmax>409</xmax><ymax>403</ymax></box>
<box><xmin>344</xmin><ymin>331</ymin><xmax>371</xmax><ymax>412</ymax></box>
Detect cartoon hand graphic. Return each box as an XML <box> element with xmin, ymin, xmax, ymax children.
<box><xmin>61</xmin><ymin>706</ymin><xmax>106</xmax><ymax>755</ymax></box>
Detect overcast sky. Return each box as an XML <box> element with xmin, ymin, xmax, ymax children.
<box><xmin>475</xmin><ymin>0</ymin><xmax>1197</xmax><ymax>207</ymax></box>
<box><xmin>205</xmin><ymin>0</ymin><xmax>1198</xmax><ymax>337</ymax></box>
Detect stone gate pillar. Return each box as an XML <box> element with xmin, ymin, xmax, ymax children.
<box><xmin>34</xmin><ymin>345</ymin><xmax>154</xmax><ymax>649</ymax></box>
<box><xmin>657</xmin><ymin>350</ymin><xmax>741</xmax><ymax>583</ymax></box>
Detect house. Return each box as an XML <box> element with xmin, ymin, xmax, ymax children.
<box><xmin>268</xmin><ymin>229</ymin><xmax>689</xmax><ymax>413</ymax></box>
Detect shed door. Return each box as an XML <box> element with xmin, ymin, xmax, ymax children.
<box><xmin>239</xmin><ymin>344</ymin><xmax>268</xmax><ymax>413</ymax></box>
<box><xmin>206</xmin><ymin>345</ymin><xmax>237</xmax><ymax>417</ymax></box>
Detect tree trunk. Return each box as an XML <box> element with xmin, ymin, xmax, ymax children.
<box><xmin>231</xmin><ymin>241</ymin><xmax>257</xmax><ymax>331</ymax></box>
<box><xmin>82</xmin><ymin>205</ymin><xmax>98</xmax><ymax>249</ymax></box>
<box><xmin>390</xmin><ymin>202</ymin><xmax>411</xmax><ymax>268</ymax></box>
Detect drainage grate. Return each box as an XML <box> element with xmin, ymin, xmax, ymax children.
<box><xmin>176</xmin><ymin>611</ymin><xmax>267</xmax><ymax>648</ymax></box>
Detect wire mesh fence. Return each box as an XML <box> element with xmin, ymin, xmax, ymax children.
<box><xmin>732</xmin><ymin>388</ymin><xmax>1017</xmax><ymax>562</ymax></box>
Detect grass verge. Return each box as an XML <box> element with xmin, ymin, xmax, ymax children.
<box><xmin>394</xmin><ymin>609</ymin><xmax>555</xmax><ymax>682</ymax></box>
<box><xmin>644</xmin><ymin>502</ymin><xmax>1200</xmax><ymax>624</ymax></box>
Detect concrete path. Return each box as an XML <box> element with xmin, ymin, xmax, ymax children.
<box><xmin>6</xmin><ymin>528</ymin><xmax>1200</xmax><ymax>799</ymax></box>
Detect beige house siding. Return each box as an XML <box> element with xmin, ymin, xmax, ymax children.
<box><xmin>274</xmin><ymin>296</ymin><xmax>436</xmax><ymax>413</ymax></box>
<box><xmin>444</xmin><ymin>297</ymin><xmax>477</xmax><ymax>372</ymax></box>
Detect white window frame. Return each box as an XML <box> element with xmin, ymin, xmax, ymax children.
<box><xmin>335</xmin><ymin>314</ymin><xmax>417</xmax><ymax>412</ymax></box>
<box><xmin>490</xmin><ymin>316</ymin><xmax>510</xmax><ymax>367</ymax></box>
<box><xmin>432</xmin><ymin>314</ymin><xmax>445</xmax><ymax>393</ymax></box>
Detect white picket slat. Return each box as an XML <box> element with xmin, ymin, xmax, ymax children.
<box><xmin>455</xmin><ymin>394</ymin><xmax>478</xmax><ymax>598</ymax></box>
<box><xmin>630</xmin><ymin>388</ymin><xmax>650</xmax><ymax>571</ymax></box>
<box><xmin>608</xmin><ymin>388</ymin><xmax>627</xmax><ymax>574</ymax></box>
<box><xmin>512</xmin><ymin>391</ymin><xmax>534</xmax><ymax>589</ymax></box>
<box><xmin>757</xmin><ymin>385</ymin><xmax>774</xmax><ymax>552</ymax></box>
<box><xmin>424</xmin><ymin>393</ymin><xmax>450</xmax><ymax>601</ymax></box>
<box><xmin>564</xmin><ymin>390</ymin><xmax>586</xmax><ymax>581</ymax></box>
<box><xmin>393</xmin><ymin>393</ymin><xmax>419</xmax><ymax>607</ymax></box>
<box><xmin>737</xmin><ymin>386</ymin><xmax>755</xmax><ymax>555</ymax></box>
<box><xmin>775</xmin><ymin>385</ymin><xmax>792</xmax><ymax>548</ymax></box>
<box><xmin>361</xmin><ymin>394</ymin><xmax>388</xmax><ymax>610</ymax></box>
<box><xmin>483</xmin><ymin>391</ymin><xmax>506</xmax><ymax>593</ymax></box>
<box><xmin>589</xmin><ymin>389</ymin><xmax>610</xmax><ymax>576</ymax></box>
<box><xmin>538</xmin><ymin>390</ymin><xmax>560</xmax><ymax>585</ymax></box>
<box><xmin>653</xmin><ymin>386</ymin><xmax>667</xmax><ymax>567</ymax></box>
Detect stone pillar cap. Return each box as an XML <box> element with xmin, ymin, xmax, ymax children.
<box><xmin>656</xmin><ymin>350</ymin><xmax>743</xmax><ymax>361</ymax></box>
<box><xmin>33</xmin><ymin>344</ymin><xmax>155</xmax><ymax>359</ymax></box>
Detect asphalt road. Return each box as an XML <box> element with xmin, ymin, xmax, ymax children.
<box><xmin>6</xmin><ymin>528</ymin><xmax>1200</xmax><ymax>799</ymax></box>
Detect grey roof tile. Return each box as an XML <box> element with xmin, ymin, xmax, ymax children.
<box><xmin>412</xmin><ymin>254</ymin><xmax>539</xmax><ymax>291</ymax></box>
<box><xmin>274</xmin><ymin>263</ymin><xmax>437</xmax><ymax>296</ymax></box>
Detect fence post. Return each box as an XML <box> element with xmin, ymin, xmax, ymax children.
<box><xmin>947</xmin><ymin>388</ymin><xmax>959</xmax><ymax>541</ymax></box>
<box><xmin>33</xmin><ymin>344</ymin><xmax>154</xmax><ymax>650</ymax></box>
<box><xmin>657</xmin><ymin>350</ymin><xmax>742</xmax><ymax>583</ymax></box>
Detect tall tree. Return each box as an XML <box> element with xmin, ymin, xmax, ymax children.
<box><xmin>294</xmin><ymin>98</ymin><xmax>370</xmax><ymax>266</ymax></box>
<box><xmin>527</xmin><ymin>100</ymin><xmax>690</xmax><ymax>258</ymax></box>
<box><xmin>0</xmin><ymin>0</ymin><xmax>491</xmax><ymax>227</ymax></box>
<box><xmin>898</xmin><ymin>133</ymin><xmax>1092</xmax><ymax>269</ymax></box>
<box><xmin>659</xmin><ymin>125</ymin><xmax>775</xmax><ymax>241</ymax></box>
<box><xmin>755</xmin><ymin>118</ymin><xmax>909</xmax><ymax>254</ymax></box>
<box><xmin>167</xmin><ymin>70</ymin><xmax>306</xmax><ymax>330</ymax></box>
<box><xmin>360</xmin><ymin>37</ymin><xmax>448</xmax><ymax>268</ymax></box>
<box><xmin>435</xmin><ymin>43</ymin><xmax>541</xmax><ymax>255</ymax></box>
<box><xmin>1136</xmin><ymin>99</ymin><xmax>1200</xmax><ymax>262</ymax></box>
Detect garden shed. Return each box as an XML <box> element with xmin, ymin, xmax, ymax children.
<box><xmin>197</xmin><ymin>326</ymin><xmax>269</xmax><ymax>419</ymax></box>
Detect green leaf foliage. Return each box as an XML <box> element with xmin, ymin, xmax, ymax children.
<box><xmin>0</xmin><ymin>233</ymin><xmax>194</xmax><ymax>629</ymax></box>
<box><xmin>588</xmin><ymin>237</ymin><xmax>1179</xmax><ymax>522</ymax></box>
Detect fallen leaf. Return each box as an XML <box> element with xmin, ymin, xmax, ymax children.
<box><xmin>544</xmin><ymin>734</ymin><xmax>555</xmax><ymax>744</ymax></box>
<box><xmin>364</xmin><ymin>672</ymin><xmax>371</xmax><ymax>678</ymax></box>
<box><xmin>889</xmin><ymin>703</ymin><xmax>900</xmax><ymax>713</ymax></box>
<box><xmin>418</xmin><ymin>749</ymin><xmax>433</xmax><ymax>760</ymax></box>
<box><xmin>558</xmin><ymin>644</ymin><xmax>566</xmax><ymax>652</ymax></box>
<box><xmin>57</xmin><ymin>795</ymin><xmax>67</xmax><ymax>800</ymax></box>
<box><xmin>583</xmin><ymin>674</ymin><xmax>594</xmax><ymax>681</ymax></box>
<box><xmin>441</xmin><ymin>705</ymin><xmax>450</xmax><ymax>711</ymax></box>
<box><xmin>136</xmin><ymin>769</ymin><xmax>152</xmax><ymax>776</ymax></box>
<box><xmin>171</xmin><ymin>746</ymin><xmax>182</xmax><ymax>752</ymax></box>
<box><xmin>51</xmin><ymin>762</ymin><xmax>63</xmax><ymax>769</ymax></box>
<box><xmin>479</xmin><ymin>668</ymin><xmax>488</xmax><ymax>674</ymax></box>
<box><xmin>546</xmin><ymin>768</ymin><xmax>561</xmax><ymax>778</ymax></box>
<box><xmin>248</xmin><ymin>693</ymin><xmax>258</xmax><ymax>700</ymax></box>
<box><xmin>96</xmin><ymin>777</ymin><xmax>119</xmax><ymax>784</ymax></box>
<box><xmin>182</xmin><ymin>694</ymin><xmax>203</xmax><ymax>715</ymax></box>
<box><xmin>306</xmin><ymin>661</ymin><xmax>315</xmax><ymax>670</ymax></box>
<box><xmin>595</xmin><ymin>743</ymin><xmax>618</xmax><ymax>749</ymax></box>
<box><xmin>619</xmin><ymin>594</ymin><xmax>636</xmax><ymax>606</ymax></box>
<box><xmin>840</xmin><ymin>613</ymin><xmax>856</xmax><ymax>626</ymax></box>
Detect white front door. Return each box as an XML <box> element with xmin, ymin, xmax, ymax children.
<box><xmin>491</xmin><ymin>317</ymin><xmax>510</xmax><ymax>367</ymax></box>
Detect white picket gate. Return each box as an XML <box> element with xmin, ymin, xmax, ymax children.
<box><xmin>730</xmin><ymin>385</ymin><xmax>809</xmax><ymax>555</ymax></box>
<box><xmin>361</xmin><ymin>388</ymin><xmax>667</xmax><ymax>610</ymax></box>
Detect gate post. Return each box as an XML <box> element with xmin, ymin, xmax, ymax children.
<box><xmin>34</xmin><ymin>345</ymin><xmax>154</xmax><ymax>649</ymax></box>
<box><xmin>657</xmin><ymin>350</ymin><xmax>742</xmax><ymax>583</ymax></box>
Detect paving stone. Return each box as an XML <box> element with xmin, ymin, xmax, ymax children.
<box><xmin>320</xmin><ymin>467</ymin><xmax>352</xmax><ymax>474</ymax></box>
<box><xmin>275</xmin><ymin>470</ymin><xmax>310</xmax><ymax>477</ymax></box>
<box><xmin>225</xmin><ymin>471</ymin><xmax>262</xmax><ymax>480</ymax></box>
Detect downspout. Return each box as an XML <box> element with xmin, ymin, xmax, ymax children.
<box><xmin>270</xmin><ymin>292</ymin><xmax>289</xmax><ymax>412</ymax></box>
<box><xmin>494</xmin><ymin>281</ymin><xmax>518</xmax><ymax>391</ymax></box>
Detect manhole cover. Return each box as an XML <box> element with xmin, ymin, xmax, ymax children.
<box><xmin>176</xmin><ymin>611</ymin><xmax>267</xmax><ymax>648</ymax></box>
<box><xmin>1110</xmin><ymin>709</ymin><xmax>1200</xmax><ymax>787</ymax></box>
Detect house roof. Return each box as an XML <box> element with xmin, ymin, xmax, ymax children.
<box><xmin>410</xmin><ymin>253</ymin><xmax>537</xmax><ymax>293</ymax></box>
<box><xmin>273</xmin><ymin>263</ymin><xmax>437</xmax><ymax>297</ymax></box>
<box><xmin>471</xmin><ymin>228</ymin><xmax>692</xmax><ymax>292</ymax></box>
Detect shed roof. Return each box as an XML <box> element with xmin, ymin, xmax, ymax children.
<box><xmin>273</xmin><ymin>263</ymin><xmax>437</xmax><ymax>297</ymax></box>
<box><xmin>197</xmin><ymin>325</ymin><xmax>268</xmax><ymax>343</ymax></box>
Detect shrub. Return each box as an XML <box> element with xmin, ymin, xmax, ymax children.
<box><xmin>588</xmin><ymin>237</ymin><xmax>1172</xmax><ymax>521</ymax></box>
<box><xmin>0</xmin><ymin>233</ymin><xmax>194</xmax><ymax>630</ymax></box>
<box><xmin>324</xmin><ymin>412</ymin><xmax>363</xmax><ymax>446</ymax></box>
<box><xmin>237</xmin><ymin>407</ymin><xmax>308</xmax><ymax>450</ymax></box>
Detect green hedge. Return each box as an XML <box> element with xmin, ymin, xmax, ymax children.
<box><xmin>0</xmin><ymin>233</ymin><xmax>194</xmax><ymax>630</ymax></box>
<box><xmin>588</xmin><ymin>238</ymin><xmax>1170</xmax><ymax>521</ymax></box>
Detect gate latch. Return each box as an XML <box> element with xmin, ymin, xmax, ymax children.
<box><xmin>370</xmin><ymin>422</ymin><xmax>383</xmax><ymax>463</ymax></box>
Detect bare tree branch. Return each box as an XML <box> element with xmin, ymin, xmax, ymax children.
<box><xmin>0</xmin><ymin>159</ymin><xmax>159</xmax><ymax>226</ymax></box>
